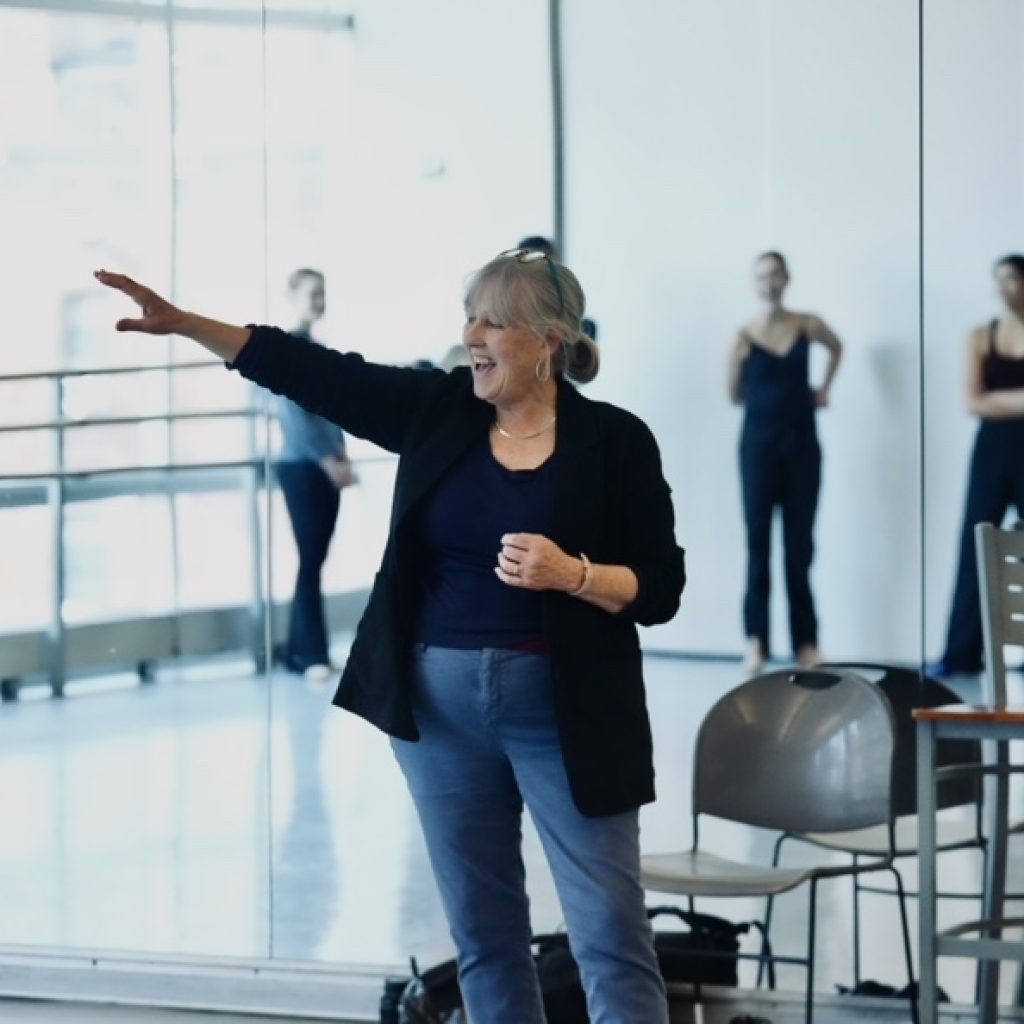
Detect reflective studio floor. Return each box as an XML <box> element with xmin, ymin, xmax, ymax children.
<box><xmin>2</xmin><ymin>645</ymin><xmax>1023</xmax><ymax>1019</ymax></box>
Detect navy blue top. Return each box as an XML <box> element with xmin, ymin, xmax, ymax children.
<box><xmin>415</xmin><ymin>433</ymin><xmax>555</xmax><ymax>649</ymax></box>
<box><xmin>983</xmin><ymin>320</ymin><xmax>1024</xmax><ymax>393</ymax></box>
<box><xmin>741</xmin><ymin>332</ymin><xmax>816</xmax><ymax>430</ymax></box>
<box><xmin>275</xmin><ymin>332</ymin><xmax>347</xmax><ymax>462</ymax></box>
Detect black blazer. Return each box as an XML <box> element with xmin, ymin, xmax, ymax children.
<box><xmin>234</xmin><ymin>326</ymin><xmax>686</xmax><ymax>816</ymax></box>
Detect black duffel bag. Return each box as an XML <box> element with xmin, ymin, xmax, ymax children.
<box><xmin>382</xmin><ymin>906</ymin><xmax>758</xmax><ymax>1024</ymax></box>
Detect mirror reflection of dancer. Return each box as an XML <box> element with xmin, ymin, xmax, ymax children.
<box><xmin>727</xmin><ymin>252</ymin><xmax>843</xmax><ymax>676</ymax></box>
<box><xmin>95</xmin><ymin>250</ymin><xmax>685</xmax><ymax>1024</ymax></box>
<box><xmin>276</xmin><ymin>268</ymin><xmax>356</xmax><ymax>683</ymax></box>
<box><xmin>931</xmin><ymin>255</ymin><xmax>1024</xmax><ymax>678</ymax></box>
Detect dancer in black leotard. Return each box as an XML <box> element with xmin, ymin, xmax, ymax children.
<box><xmin>727</xmin><ymin>252</ymin><xmax>843</xmax><ymax>676</ymax></box>
<box><xmin>931</xmin><ymin>255</ymin><xmax>1024</xmax><ymax>677</ymax></box>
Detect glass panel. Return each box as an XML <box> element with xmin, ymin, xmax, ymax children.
<box><xmin>922</xmin><ymin>0</ymin><xmax>1024</xmax><ymax>1002</ymax></box>
<box><xmin>562</xmin><ymin>0</ymin><xmax>921</xmax><ymax>994</ymax></box>
<box><xmin>0</xmin><ymin>506</ymin><xmax>51</xmax><ymax>631</ymax></box>
<box><xmin>62</xmin><ymin>495</ymin><xmax>175</xmax><ymax>623</ymax></box>
<box><xmin>171</xmin><ymin>414</ymin><xmax>254</xmax><ymax>464</ymax></box>
<box><xmin>0</xmin><ymin>0</ymin><xmax>952</xmax><ymax>1009</ymax></box>
<box><xmin>0</xmin><ymin>429</ymin><xmax>52</xmax><ymax>477</ymax></box>
<box><xmin>263</xmin><ymin>0</ymin><xmax>553</xmax><ymax>967</ymax></box>
<box><xmin>63</xmin><ymin>421</ymin><xmax>170</xmax><ymax>472</ymax></box>
<box><xmin>0</xmin><ymin>1</ymin><xmax>274</xmax><ymax>962</ymax></box>
<box><xmin>174</xmin><ymin>364</ymin><xmax>252</xmax><ymax>413</ymax></box>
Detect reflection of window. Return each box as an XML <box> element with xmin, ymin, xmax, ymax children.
<box><xmin>0</xmin><ymin>2</ymin><xmax>359</xmax><ymax>632</ymax></box>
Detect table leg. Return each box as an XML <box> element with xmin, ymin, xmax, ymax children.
<box><xmin>918</xmin><ymin>718</ymin><xmax>939</xmax><ymax>1024</ymax></box>
<box><xmin>977</xmin><ymin>737</ymin><xmax>1010</xmax><ymax>1024</ymax></box>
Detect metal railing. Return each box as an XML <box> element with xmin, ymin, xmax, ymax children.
<box><xmin>0</xmin><ymin>360</ymin><xmax>380</xmax><ymax>698</ymax></box>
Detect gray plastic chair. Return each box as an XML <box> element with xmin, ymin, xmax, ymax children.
<box><xmin>641</xmin><ymin>668</ymin><xmax>914</xmax><ymax>1024</ymax></box>
<box><xmin>776</xmin><ymin>664</ymin><xmax>983</xmax><ymax>988</ymax></box>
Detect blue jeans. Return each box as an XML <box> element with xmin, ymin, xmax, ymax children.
<box><xmin>391</xmin><ymin>644</ymin><xmax>668</xmax><ymax>1024</ymax></box>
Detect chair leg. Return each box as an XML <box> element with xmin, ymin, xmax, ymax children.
<box><xmin>975</xmin><ymin>840</ymin><xmax>990</xmax><ymax>1007</ymax></box>
<box><xmin>891</xmin><ymin>864</ymin><xmax>919</xmax><ymax>1024</ymax></box>
<box><xmin>758</xmin><ymin>893</ymin><xmax>777</xmax><ymax>990</ymax></box>
<box><xmin>805</xmin><ymin>880</ymin><xmax>818</xmax><ymax>1024</ymax></box>
<box><xmin>757</xmin><ymin>833</ymin><xmax>788</xmax><ymax>989</ymax></box>
<box><xmin>852</xmin><ymin>854</ymin><xmax>862</xmax><ymax>986</ymax></box>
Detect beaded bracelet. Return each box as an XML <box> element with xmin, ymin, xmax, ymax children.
<box><xmin>569</xmin><ymin>552</ymin><xmax>592</xmax><ymax>597</ymax></box>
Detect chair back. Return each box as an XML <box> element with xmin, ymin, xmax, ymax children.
<box><xmin>693</xmin><ymin>668</ymin><xmax>895</xmax><ymax>834</ymax></box>
<box><xmin>825</xmin><ymin>663</ymin><xmax>981</xmax><ymax>816</ymax></box>
<box><xmin>975</xmin><ymin>522</ymin><xmax>1024</xmax><ymax>707</ymax></box>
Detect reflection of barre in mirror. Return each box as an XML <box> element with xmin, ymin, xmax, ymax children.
<box><xmin>94</xmin><ymin>254</ymin><xmax>686</xmax><ymax>1024</ymax></box>
<box><xmin>727</xmin><ymin>252</ymin><xmax>844</xmax><ymax>677</ymax></box>
<box><xmin>930</xmin><ymin>255</ymin><xmax>1024</xmax><ymax>679</ymax></box>
<box><xmin>275</xmin><ymin>268</ymin><xmax>357</xmax><ymax>685</ymax></box>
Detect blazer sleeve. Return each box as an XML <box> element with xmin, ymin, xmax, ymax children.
<box><xmin>610</xmin><ymin>413</ymin><xmax>686</xmax><ymax>626</ymax></box>
<box><xmin>230</xmin><ymin>325</ymin><xmax>446</xmax><ymax>454</ymax></box>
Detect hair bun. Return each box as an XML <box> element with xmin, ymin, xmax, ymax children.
<box><xmin>564</xmin><ymin>333</ymin><xmax>600</xmax><ymax>385</ymax></box>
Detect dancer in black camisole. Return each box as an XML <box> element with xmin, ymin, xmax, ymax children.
<box><xmin>727</xmin><ymin>252</ymin><xmax>843</xmax><ymax>675</ymax></box>
<box><xmin>932</xmin><ymin>255</ymin><xmax>1024</xmax><ymax>676</ymax></box>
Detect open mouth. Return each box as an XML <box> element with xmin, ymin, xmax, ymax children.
<box><xmin>472</xmin><ymin>354</ymin><xmax>496</xmax><ymax>375</ymax></box>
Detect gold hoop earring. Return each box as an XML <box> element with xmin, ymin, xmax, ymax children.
<box><xmin>535</xmin><ymin>354</ymin><xmax>552</xmax><ymax>383</ymax></box>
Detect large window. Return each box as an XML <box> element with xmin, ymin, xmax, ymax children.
<box><xmin>0</xmin><ymin>0</ymin><xmax>359</xmax><ymax>955</ymax></box>
<box><xmin>0</xmin><ymin>0</ymin><xmax>554</xmax><ymax>988</ymax></box>
<box><xmin>0</xmin><ymin>2</ymin><xmax>356</xmax><ymax>633</ymax></box>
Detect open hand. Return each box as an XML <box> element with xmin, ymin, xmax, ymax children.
<box><xmin>94</xmin><ymin>270</ymin><xmax>187</xmax><ymax>335</ymax></box>
<box><xmin>495</xmin><ymin>532</ymin><xmax>580</xmax><ymax>592</ymax></box>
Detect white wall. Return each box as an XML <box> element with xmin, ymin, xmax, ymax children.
<box><xmin>562</xmin><ymin>0</ymin><xmax>922</xmax><ymax>661</ymax></box>
<box><xmin>315</xmin><ymin>0</ymin><xmax>1023</xmax><ymax>664</ymax></box>
<box><xmin>922</xmin><ymin>0</ymin><xmax>1024</xmax><ymax>658</ymax></box>
<box><xmin>328</xmin><ymin>0</ymin><xmax>554</xmax><ymax>367</ymax></box>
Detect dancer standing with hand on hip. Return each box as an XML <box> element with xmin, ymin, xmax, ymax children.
<box><xmin>727</xmin><ymin>251</ymin><xmax>842</xmax><ymax>676</ymax></box>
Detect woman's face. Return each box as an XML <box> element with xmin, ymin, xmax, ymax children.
<box><xmin>463</xmin><ymin>288</ymin><xmax>551</xmax><ymax>407</ymax></box>
<box><xmin>754</xmin><ymin>257</ymin><xmax>789</xmax><ymax>304</ymax></box>
<box><xmin>995</xmin><ymin>264</ymin><xmax>1024</xmax><ymax>310</ymax></box>
<box><xmin>289</xmin><ymin>274</ymin><xmax>325</xmax><ymax>322</ymax></box>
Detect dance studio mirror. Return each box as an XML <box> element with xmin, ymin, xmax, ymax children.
<box><xmin>922</xmin><ymin>0</ymin><xmax>1024</xmax><ymax>691</ymax></box>
<box><xmin>565</xmin><ymin>0</ymin><xmax>922</xmax><ymax>669</ymax></box>
<box><xmin>0</xmin><ymin>0</ymin><xmax>941</xmax><ymax>1005</ymax></box>
<box><xmin>918</xmin><ymin>0</ymin><xmax>1024</xmax><ymax>1004</ymax></box>
<box><xmin>559</xmin><ymin>0</ymin><xmax>922</xmax><ymax>995</ymax></box>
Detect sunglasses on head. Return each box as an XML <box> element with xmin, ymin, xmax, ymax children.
<box><xmin>498</xmin><ymin>247</ymin><xmax>565</xmax><ymax>317</ymax></box>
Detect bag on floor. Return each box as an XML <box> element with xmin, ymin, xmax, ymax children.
<box><xmin>382</xmin><ymin>907</ymin><xmax>756</xmax><ymax>1023</ymax></box>
<box><xmin>391</xmin><ymin>956</ymin><xmax>463</xmax><ymax>1023</ymax></box>
<box><xmin>647</xmin><ymin>904</ymin><xmax>756</xmax><ymax>987</ymax></box>
<box><xmin>385</xmin><ymin>939</ymin><xmax>585</xmax><ymax>1024</ymax></box>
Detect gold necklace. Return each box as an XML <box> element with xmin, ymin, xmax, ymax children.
<box><xmin>493</xmin><ymin>414</ymin><xmax>557</xmax><ymax>441</ymax></box>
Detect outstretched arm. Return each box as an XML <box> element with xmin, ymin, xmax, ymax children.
<box><xmin>95</xmin><ymin>269</ymin><xmax>448</xmax><ymax>452</ymax></box>
<box><xmin>94</xmin><ymin>270</ymin><xmax>251</xmax><ymax>361</ymax></box>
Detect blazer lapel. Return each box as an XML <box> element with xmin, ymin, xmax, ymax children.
<box><xmin>551</xmin><ymin>380</ymin><xmax>603</xmax><ymax>557</ymax></box>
